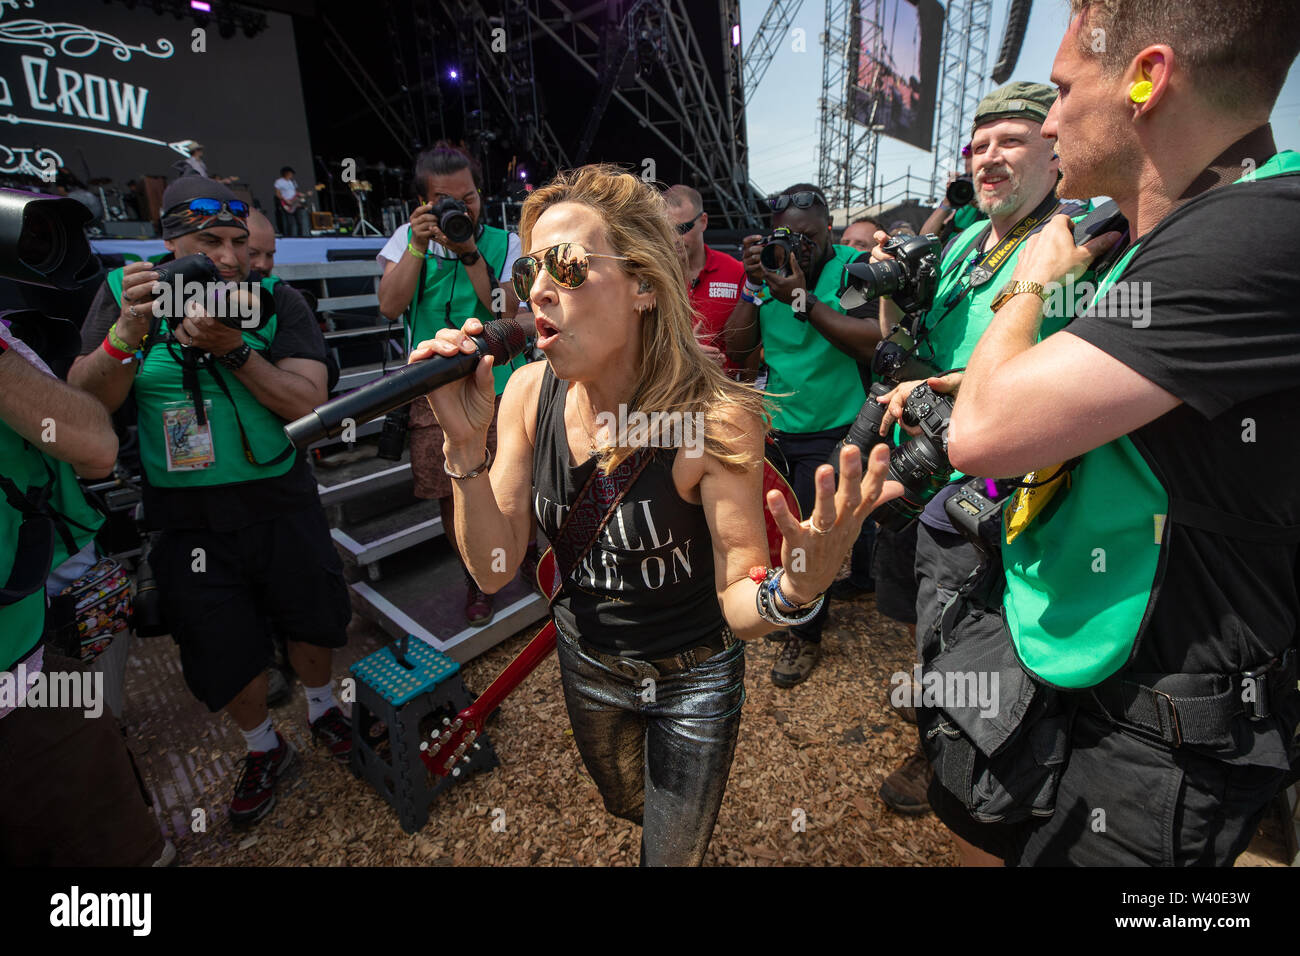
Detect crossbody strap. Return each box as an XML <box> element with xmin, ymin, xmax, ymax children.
<box><xmin>549</xmin><ymin>447</ymin><xmax>655</xmax><ymax>606</ymax></box>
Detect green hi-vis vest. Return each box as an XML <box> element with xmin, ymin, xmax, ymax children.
<box><xmin>0</xmin><ymin>418</ymin><xmax>104</xmax><ymax>670</ymax></box>
<box><xmin>105</xmin><ymin>268</ymin><xmax>296</xmax><ymax>489</ymax></box>
<box><xmin>1002</xmin><ymin>151</ymin><xmax>1300</xmax><ymax>689</ymax></box>
<box><xmin>408</xmin><ymin>224</ymin><xmax>521</xmax><ymax>396</ymax></box>
<box><xmin>760</xmin><ymin>244</ymin><xmax>866</xmax><ymax>434</ymax></box>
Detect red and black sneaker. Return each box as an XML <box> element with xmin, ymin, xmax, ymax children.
<box><xmin>310</xmin><ymin>706</ymin><xmax>353</xmax><ymax>764</ymax></box>
<box><xmin>229</xmin><ymin>733</ymin><xmax>296</xmax><ymax>828</ymax></box>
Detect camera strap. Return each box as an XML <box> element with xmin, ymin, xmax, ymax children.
<box><xmin>910</xmin><ymin>194</ymin><xmax>1076</xmax><ymax>357</ymax></box>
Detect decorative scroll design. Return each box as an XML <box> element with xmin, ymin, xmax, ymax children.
<box><xmin>0</xmin><ymin>142</ymin><xmax>63</xmax><ymax>178</ymax></box>
<box><xmin>0</xmin><ymin>1</ymin><xmax>175</xmax><ymax>61</ymax></box>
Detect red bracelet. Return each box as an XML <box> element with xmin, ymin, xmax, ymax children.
<box><xmin>748</xmin><ymin>565</ymin><xmax>769</xmax><ymax>584</ymax></box>
<box><xmin>101</xmin><ymin>336</ymin><xmax>133</xmax><ymax>363</ymax></box>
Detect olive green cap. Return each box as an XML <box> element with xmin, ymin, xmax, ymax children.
<box><xmin>972</xmin><ymin>81</ymin><xmax>1057</xmax><ymax>133</ymax></box>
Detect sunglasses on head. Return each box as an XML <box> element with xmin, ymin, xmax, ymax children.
<box><xmin>511</xmin><ymin>241</ymin><xmax>633</xmax><ymax>301</ymax></box>
<box><xmin>675</xmin><ymin>211</ymin><xmax>702</xmax><ymax>235</ymax></box>
<box><xmin>166</xmin><ymin>198</ymin><xmax>250</xmax><ymax>220</ymax></box>
<box><xmin>768</xmin><ymin>191</ymin><xmax>827</xmax><ymax>212</ymax></box>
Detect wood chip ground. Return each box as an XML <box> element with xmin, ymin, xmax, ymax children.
<box><xmin>121</xmin><ymin>586</ymin><xmax>1289</xmax><ymax>867</ymax></box>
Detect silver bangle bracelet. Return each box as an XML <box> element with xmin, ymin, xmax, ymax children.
<box><xmin>444</xmin><ymin>447</ymin><xmax>492</xmax><ymax>480</ymax></box>
<box><xmin>754</xmin><ymin>571</ymin><xmax>824</xmax><ymax>627</ymax></box>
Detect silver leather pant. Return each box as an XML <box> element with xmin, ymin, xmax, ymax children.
<box><xmin>555</xmin><ymin>624</ymin><xmax>746</xmax><ymax>866</ymax></box>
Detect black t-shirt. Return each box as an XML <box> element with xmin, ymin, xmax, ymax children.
<box><xmin>531</xmin><ymin>365</ymin><xmax>726</xmax><ymax>658</ymax></box>
<box><xmin>1066</xmin><ymin>166</ymin><xmax>1300</xmax><ymax>765</ymax></box>
<box><xmin>79</xmin><ymin>273</ymin><xmax>327</xmax><ymax>531</ymax></box>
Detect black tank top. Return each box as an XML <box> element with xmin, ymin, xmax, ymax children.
<box><xmin>531</xmin><ymin>365</ymin><xmax>725</xmax><ymax>658</ymax></box>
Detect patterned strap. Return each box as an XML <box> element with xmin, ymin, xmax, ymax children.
<box><xmin>549</xmin><ymin>447</ymin><xmax>655</xmax><ymax>604</ymax></box>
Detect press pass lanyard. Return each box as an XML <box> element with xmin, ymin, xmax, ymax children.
<box><xmin>910</xmin><ymin>192</ymin><xmax>1065</xmax><ymax>356</ymax></box>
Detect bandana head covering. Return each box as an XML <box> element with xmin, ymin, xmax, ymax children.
<box><xmin>160</xmin><ymin>176</ymin><xmax>249</xmax><ymax>240</ymax></box>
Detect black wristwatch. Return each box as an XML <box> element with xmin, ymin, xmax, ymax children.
<box><xmin>459</xmin><ymin>249</ymin><xmax>481</xmax><ymax>267</ymax></box>
<box><xmin>216</xmin><ymin>343</ymin><xmax>252</xmax><ymax>370</ymax></box>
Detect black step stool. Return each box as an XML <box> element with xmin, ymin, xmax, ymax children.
<box><xmin>349</xmin><ymin>636</ymin><xmax>497</xmax><ymax>833</ymax></box>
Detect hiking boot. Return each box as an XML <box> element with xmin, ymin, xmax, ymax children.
<box><xmin>771</xmin><ymin>635</ymin><xmax>822</xmax><ymax>688</ymax></box>
<box><xmin>229</xmin><ymin>732</ymin><xmax>296</xmax><ymax>827</ymax></box>
<box><xmin>879</xmin><ymin>749</ymin><xmax>933</xmax><ymax>816</ymax></box>
<box><xmin>266</xmin><ymin>667</ymin><xmax>290</xmax><ymax>707</ymax></box>
<box><xmin>310</xmin><ymin>706</ymin><xmax>353</xmax><ymax>763</ymax></box>
<box><xmin>828</xmin><ymin>577</ymin><xmax>874</xmax><ymax>600</ymax></box>
<box><xmin>465</xmin><ymin>583</ymin><xmax>494</xmax><ymax>627</ymax></box>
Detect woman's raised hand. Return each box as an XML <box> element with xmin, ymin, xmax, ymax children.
<box><xmin>766</xmin><ymin>443</ymin><xmax>899</xmax><ymax>606</ymax></box>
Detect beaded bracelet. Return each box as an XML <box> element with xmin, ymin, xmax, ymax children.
<box><xmin>107</xmin><ymin>322</ymin><xmax>139</xmax><ymax>354</ymax></box>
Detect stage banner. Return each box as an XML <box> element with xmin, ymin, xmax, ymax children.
<box><xmin>848</xmin><ymin>0</ymin><xmax>944</xmax><ymax>151</ymax></box>
<box><xmin>0</xmin><ymin>0</ymin><xmax>313</xmax><ymax>212</ymax></box>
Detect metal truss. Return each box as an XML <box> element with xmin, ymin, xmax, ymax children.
<box><xmin>522</xmin><ymin>0</ymin><xmax>757</xmax><ymax>230</ymax></box>
<box><xmin>929</xmin><ymin>0</ymin><xmax>993</xmax><ymax>199</ymax></box>
<box><xmin>742</xmin><ymin>0</ymin><xmax>806</xmax><ymax>105</ymax></box>
<box><xmin>432</xmin><ymin>0</ymin><xmax>573</xmax><ymax>184</ymax></box>
<box><xmin>817</xmin><ymin>0</ymin><xmax>884</xmax><ymax>217</ymax></box>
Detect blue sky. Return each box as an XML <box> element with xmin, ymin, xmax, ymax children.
<box><xmin>741</xmin><ymin>0</ymin><xmax>1300</xmax><ymax>202</ymax></box>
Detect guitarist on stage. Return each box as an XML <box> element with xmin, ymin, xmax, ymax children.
<box><xmin>273</xmin><ymin>166</ymin><xmax>309</xmax><ymax>237</ymax></box>
<box><xmin>415</xmin><ymin>164</ymin><xmax>895</xmax><ymax>866</ymax></box>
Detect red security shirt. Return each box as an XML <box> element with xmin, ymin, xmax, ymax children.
<box><xmin>688</xmin><ymin>244</ymin><xmax>746</xmax><ymax>374</ymax></box>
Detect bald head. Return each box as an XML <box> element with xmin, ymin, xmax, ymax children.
<box><xmin>248</xmin><ymin>209</ymin><xmax>276</xmax><ymax>277</ymax></box>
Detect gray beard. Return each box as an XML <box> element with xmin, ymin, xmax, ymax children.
<box><xmin>976</xmin><ymin>178</ymin><xmax>1024</xmax><ymax>218</ymax></box>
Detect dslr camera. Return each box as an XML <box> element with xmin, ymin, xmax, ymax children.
<box><xmin>758</xmin><ymin>226</ymin><xmax>813</xmax><ymax>277</ymax></box>
<box><xmin>430</xmin><ymin>197</ymin><xmax>475</xmax><ymax>245</ymax></box>
<box><xmin>830</xmin><ymin>382</ymin><xmax>956</xmax><ymax>532</ymax></box>
<box><xmin>838</xmin><ymin>233</ymin><xmax>941</xmax><ymax>320</ymax></box>
<box><xmin>151</xmin><ymin>253</ymin><xmax>269</xmax><ymax>332</ymax></box>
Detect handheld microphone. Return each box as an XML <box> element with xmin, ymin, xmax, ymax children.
<box><xmin>284</xmin><ymin>318</ymin><xmax>527</xmax><ymax>449</ymax></box>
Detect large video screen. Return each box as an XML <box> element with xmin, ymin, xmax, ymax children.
<box><xmin>0</xmin><ymin>0</ymin><xmax>313</xmax><ymax>213</ymax></box>
<box><xmin>849</xmin><ymin>0</ymin><xmax>944</xmax><ymax>151</ymax></box>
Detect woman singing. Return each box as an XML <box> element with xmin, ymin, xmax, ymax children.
<box><xmin>417</xmin><ymin>165</ymin><xmax>891</xmax><ymax>865</ymax></box>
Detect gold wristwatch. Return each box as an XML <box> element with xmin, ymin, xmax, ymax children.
<box><xmin>991</xmin><ymin>280</ymin><xmax>1047</xmax><ymax>312</ymax></box>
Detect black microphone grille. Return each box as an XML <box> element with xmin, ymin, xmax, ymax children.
<box><xmin>480</xmin><ymin>318</ymin><xmax>527</xmax><ymax>362</ymax></box>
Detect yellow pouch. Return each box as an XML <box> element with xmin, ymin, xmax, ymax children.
<box><xmin>1003</xmin><ymin>465</ymin><xmax>1070</xmax><ymax>543</ymax></box>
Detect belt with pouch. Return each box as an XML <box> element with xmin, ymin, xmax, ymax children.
<box><xmin>1084</xmin><ymin>648</ymin><xmax>1297</xmax><ymax>748</ymax></box>
<box><xmin>556</xmin><ymin>617</ymin><xmax>739</xmax><ymax>680</ymax></box>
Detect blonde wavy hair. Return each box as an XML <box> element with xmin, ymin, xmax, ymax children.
<box><xmin>519</xmin><ymin>164</ymin><xmax>770</xmax><ymax>473</ymax></box>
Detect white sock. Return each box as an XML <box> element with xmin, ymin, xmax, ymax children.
<box><xmin>241</xmin><ymin>716</ymin><xmax>278</xmax><ymax>754</ymax></box>
<box><xmin>304</xmin><ymin>681</ymin><xmax>338</xmax><ymax>723</ymax></box>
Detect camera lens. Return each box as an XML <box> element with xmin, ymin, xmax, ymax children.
<box><xmin>946</xmin><ymin>178</ymin><xmax>975</xmax><ymax>207</ymax></box>
<box><xmin>17</xmin><ymin>204</ymin><xmax>62</xmax><ymax>271</ymax></box>
<box><xmin>759</xmin><ymin>238</ymin><xmax>792</xmax><ymax>274</ymax></box>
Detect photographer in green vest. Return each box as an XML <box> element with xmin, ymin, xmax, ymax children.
<box><xmin>69</xmin><ymin>177</ymin><xmax>353</xmax><ymax>829</ymax></box>
<box><xmin>937</xmin><ymin>0</ymin><xmax>1300</xmax><ymax>866</ymax></box>
<box><xmin>867</xmin><ymin>82</ymin><xmax>1091</xmax><ymax>818</ymax></box>
<box><xmin>377</xmin><ymin>142</ymin><xmax>531</xmax><ymax>627</ymax></box>
<box><xmin>0</xmin><ymin>323</ymin><xmax>167</xmax><ymax>864</ymax></box>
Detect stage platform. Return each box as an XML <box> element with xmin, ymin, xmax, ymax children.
<box><xmin>92</xmin><ymin>236</ymin><xmax>387</xmax><ymax>265</ymax></box>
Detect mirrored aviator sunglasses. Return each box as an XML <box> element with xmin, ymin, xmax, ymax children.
<box><xmin>511</xmin><ymin>241</ymin><xmax>631</xmax><ymax>301</ymax></box>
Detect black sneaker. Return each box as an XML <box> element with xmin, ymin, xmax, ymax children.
<box><xmin>310</xmin><ymin>706</ymin><xmax>353</xmax><ymax>763</ymax></box>
<box><xmin>229</xmin><ymin>733</ymin><xmax>296</xmax><ymax>827</ymax></box>
<box><xmin>828</xmin><ymin>577</ymin><xmax>875</xmax><ymax>599</ymax></box>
